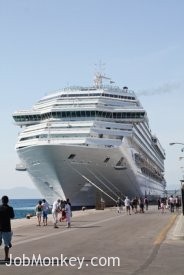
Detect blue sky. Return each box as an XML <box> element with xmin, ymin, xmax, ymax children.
<box><xmin>0</xmin><ymin>0</ymin><xmax>184</xmax><ymax>194</ymax></box>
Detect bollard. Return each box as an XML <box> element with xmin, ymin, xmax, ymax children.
<box><xmin>182</xmin><ymin>188</ymin><xmax>184</xmax><ymax>216</ymax></box>
<box><xmin>181</xmin><ymin>181</ymin><xmax>184</xmax><ymax>216</ymax></box>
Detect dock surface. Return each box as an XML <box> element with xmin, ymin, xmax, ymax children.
<box><xmin>0</xmin><ymin>206</ymin><xmax>183</xmax><ymax>275</ymax></box>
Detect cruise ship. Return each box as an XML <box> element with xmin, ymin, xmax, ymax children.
<box><xmin>13</xmin><ymin>73</ymin><xmax>166</xmax><ymax>206</ymax></box>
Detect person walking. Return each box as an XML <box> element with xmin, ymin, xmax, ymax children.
<box><xmin>35</xmin><ymin>200</ymin><xmax>43</xmax><ymax>226</ymax></box>
<box><xmin>0</xmin><ymin>195</ymin><xmax>15</xmax><ymax>261</ymax></box>
<box><xmin>42</xmin><ymin>199</ymin><xmax>50</xmax><ymax>226</ymax></box>
<box><xmin>169</xmin><ymin>195</ymin><xmax>175</xmax><ymax>213</ymax></box>
<box><xmin>157</xmin><ymin>198</ymin><xmax>161</xmax><ymax>210</ymax></box>
<box><xmin>160</xmin><ymin>202</ymin><xmax>165</xmax><ymax>214</ymax></box>
<box><xmin>124</xmin><ymin>196</ymin><xmax>131</xmax><ymax>215</ymax></box>
<box><xmin>52</xmin><ymin>199</ymin><xmax>61</xmax><ymax>228</ymax></box>
<box><xmin>132</xmin><ymin>197</ymin><xmax>139</xmax><ymax>214</ymax></box>
<box><xmin>65</xmin><ymin>198</ymin><xmax>72</xmax><ymax>228</ymax></box>
<box><xmin>139</xmin><ymin>197</ymin><xmax>144</xmax><ymax>213</ymax></box>
<box><xmin>144</xmin><ymin>197</ymin><xmax>149</xmax><ymax>211</ymax></box>
<box><xmin>116</xmin><ymin>197</ymin><xmax>122</xmax><ymax>213</ymax></box>
<box><xmin>59</xmin><ymin>200</ymin><xmax>66</xmax><ymax>222</ymax></box>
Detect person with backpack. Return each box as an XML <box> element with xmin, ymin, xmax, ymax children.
<box><xmin>35</xmin><ymin>200</ymin><xmax>43</xmax><ymax>226</ymax></box>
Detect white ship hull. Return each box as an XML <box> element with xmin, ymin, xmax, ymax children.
<box><xmin>17</xmin><ymin>143</ymin><xmax>165</xmax><ymax>206</ymax></box>
<box><xmin>13</xmin><ymin>76</ymin><xmax>166</xmax><ymax>205</ymax></box>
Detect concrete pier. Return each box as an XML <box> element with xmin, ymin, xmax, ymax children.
<box><xmin>0</xmin><ymin>206</ymin><xmax>183</xmax><ymax>275</ymax></box>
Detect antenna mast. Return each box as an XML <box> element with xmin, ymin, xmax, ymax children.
<box><xmin>94</xmin><ymin>61</ymin><xmax>114</xmax><ymax>88</ymax></box>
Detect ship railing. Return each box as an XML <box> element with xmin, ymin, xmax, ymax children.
<box><xmin>13</xmin><ymin>110</ymin><xmax>40</xmax><ymax>115</ymax></box>
<box><xmin>17</xmin><ymin>136</ymin><xmax>123</xmax><ymax>148</ymax></box>
<box><xmin>45</xmin><ymin>85</ymin><xmax>135</xmax><ymax>95</ymax></box>
<box><xmin>17</xmin><ymin>138</ymin><xmax>87</xmax><ymax>147</ymax></box>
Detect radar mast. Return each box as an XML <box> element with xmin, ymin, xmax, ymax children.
<box><xmin>93</xmin><ymin>62</ymin><xmax>114</xmax><ymax>88</ymax></box>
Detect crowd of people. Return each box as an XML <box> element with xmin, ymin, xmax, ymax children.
<box><xmin>35</xmin><ymin>198</ymin><xmax>72</xmax><ymax>228</ymax></box>
<box><xmin>157</xmin><ymin>195</ymin><xmax>181</xmax><ymax>213</ymax></box>
<box><xmin>116</xmin><ymin>196</ymin><xmax>149</xmax><ymax>215</ymax></box>
<box><xmin>116</xmin><ymin>195</ymin><xmax>181</xmax><ymax>215</ymax></box>
<box><xmin>0</xmin><ymin>195</ymin><xmax>72</xmax><ymax>262</ymax></box>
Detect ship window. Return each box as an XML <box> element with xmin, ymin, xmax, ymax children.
<box><xmin>68</xmin><ymin>154</ymin><xmax>76</xmax><ymax>159</ymax></box>
<box><xmin>80</xmin><ymin>111</ymin><xmax>85</xmax><ymax>117</ymax></box>
<box><xmin>66</xmin><ymin>112</ymin><xmax>70</xmax><ymax>117</ymax></box>
<box><xmin>57</xmin><ymin>112</ymin><xmax>62</xmax><ymax>118</ymax></box>
<box><xmin>71</xmin><ymin>111</ymin><xmax>76</xmax><ymax>117</ymax></box>
<box><xmin>46</xmin><ymin>113</ymin><xmax>50</xmax><ymax>119</ymax></box>
<box><xmin>52</xmin><ymin>112</ymin><xmax>57</xmax><ymax>118</ymax></box>
<box><xmin>35</xmin><ymin>109</ymin><xmax>144</xmax><ymax>121</ymax></box>
<box><xmin>104</xmin><ymin>157</ymin><xmax>110</xmax><ymax>163</ymax></box>
<box><xmin>116</xmin><ymin>157</ymin><xmax>124</xmax><ymax>166</ymax></box>
<box><xmin>112</xmin><ymin>113</ymin><xmax>117</xmax><ymax>118</ymax></box>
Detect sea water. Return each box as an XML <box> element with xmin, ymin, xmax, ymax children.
<box><xmin>9</xmin><ymin>199</ymin><xmax>86</xmax><ymax>219</ymax></box>
<box><xmin>9</xmin><ymin>199</ymin><xmax>39</xmax><ymax>219</ymax></box>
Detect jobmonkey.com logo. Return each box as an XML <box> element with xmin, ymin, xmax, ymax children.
<box><xmin>5</xmin><ymin>254</ymin><xmax>120</xmax><ymax>269</ymax></box>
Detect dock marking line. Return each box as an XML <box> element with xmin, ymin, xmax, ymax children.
<box><xmin>154</xmin><ymin>214</ymin><xmax>177</xmax><ymax>245</ymax></box>
<box><xmin>131</xmin><ymin>214</ymin><xmax>178</xmax><ymax>275</ymax></box>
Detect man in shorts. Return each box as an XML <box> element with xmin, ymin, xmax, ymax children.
<box><xmin>42</xmin><ymin>199</ymin><xmax>50</xmax><ymax>226</ymax></box>
<box><xmin>124</xmin><ymin>196</ymin><xmax>131</xmax><ymax>215</ymax></box>
<box><xmin>0</xmin><ymin>195</ymin><xmax>15</xmax><ymax>261</ymax></box>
